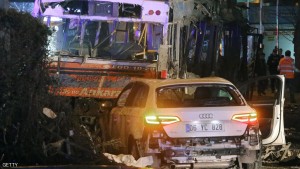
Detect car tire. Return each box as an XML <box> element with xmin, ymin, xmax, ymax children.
<box><xmin>128</xmin><ymin>138</ymin><xmax>140</xmax><ymax>160</ymax></box>
<box><xmin>128</xmin><ymin>139</ymin><xmax>164</xmax><ymax>168</ymax></box>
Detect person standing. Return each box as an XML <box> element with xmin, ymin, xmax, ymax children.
<box><xmin>278</xmin><ymin>50</ymin><xmax>299</xmax><ymax>103</ymax></box>
<box><xmin>278</xmin><ymin>48</ymin><xmax>284</xmax><ymax>59</ymax></box>
<box><xmin>255</xmin><ymin>50</ymin><xmax>267</xmax><ymax>96</ymax></box>
<box><xmin>267</xmin><ymin>48</ymin><xmax>281</xmax><ymax>92</ymax></box>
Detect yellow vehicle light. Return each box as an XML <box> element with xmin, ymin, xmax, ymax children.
<box><xmin>145</xmin><ymin>115</ymin><xmax>180</xmax><ymax>125</ymax></box>
<box><xmin>232</xmin><ymin>112</ymin><xmax>257</xmax><ymax>124</ymax></box>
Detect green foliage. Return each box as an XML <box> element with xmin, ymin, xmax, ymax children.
<box><xmin>0</xmin><ymin>9</ymin><xmax>52</xmax><ymax>164</ymax></box>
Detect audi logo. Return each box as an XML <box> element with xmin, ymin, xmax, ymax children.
<box><xmin>199</xmin><ymin>113</ymin><xmax>213</xmax><ymax>119</ymax></box>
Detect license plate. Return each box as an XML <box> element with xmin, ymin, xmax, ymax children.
<box><xmin>185</xmin><ymin>123</ymin><xmax>224</xmax><ymax>132</ymax></box>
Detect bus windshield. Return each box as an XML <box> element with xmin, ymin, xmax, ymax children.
<box><xmin>48</xmin><ymin>18</ymin><xmax>162</xmax><ymax>61</ymax></box>
<box><xmin>36</xmin><ymin>0</ymin><xmax>169</xmax><ymax>61</ymax></box>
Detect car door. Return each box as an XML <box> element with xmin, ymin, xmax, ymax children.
<box><xmin>109</xmin><ymin>82</ymin><xmax>134</xmax><ymax>150</ymax></box>
<box><xmin>238</xmin><ymin>75</ymin><xmax>285</xmax><ymax>145</ymax></box>
<box><xmin>125</xmin><ymin>82</ymin><xmax>149</xmax><ymax>140</ymax></box>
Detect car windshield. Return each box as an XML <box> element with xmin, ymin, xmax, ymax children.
<box><xmin>156</xmin><ymin>84</ymin><xmax>245</xmax><ymax>108</ymax></box>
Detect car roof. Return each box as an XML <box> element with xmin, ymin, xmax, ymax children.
<box><xmin>133</xmin><ymin>77</ymin><xmax>234</xmax><ymax>88</ymax></box>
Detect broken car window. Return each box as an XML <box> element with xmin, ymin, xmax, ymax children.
<box><xmin>156</xmin><ymin>84</ymin><xmax>243</xmax><ymax>108</ymax></box>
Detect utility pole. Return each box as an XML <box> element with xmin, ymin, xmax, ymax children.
<box><xmin>295</xmin><ymin>2</ymin><xmax>300</xmax><ymax>69</ymax></box>
<box><xmin>259</xmin><ymin>0</ymin><xmax>263</xmax><ymax>34</ymax></box>
<box><xmin>276</xmin><ymin>0</ymin><xmax>279</xmax><ymax>49</ymax></box>
<box><xmin>0</xmin><ymin>0</ymin><xmax>9</xmax><ymax>10</ymax></box>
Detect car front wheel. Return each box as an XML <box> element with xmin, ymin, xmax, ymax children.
<box><xmin>128</xmin><ymin>138</ymin><xmax>140</xmax><ymax>160</ymax></box>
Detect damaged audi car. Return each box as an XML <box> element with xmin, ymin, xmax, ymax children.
<box><xmin>106</xmin><ymin>76</ymin><xmax>286</xmax><ymax>168</ymax></box>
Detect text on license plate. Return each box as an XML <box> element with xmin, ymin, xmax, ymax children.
<box><xmin>186</xmin><ymin>123</ymin><xmax>224</xmax><ymax>132</ymax></box>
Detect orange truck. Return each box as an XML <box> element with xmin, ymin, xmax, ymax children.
<box><xmin>48</xmin><ymin>57</ymin><xmax>157</xmax><ymax>99</ymax></box>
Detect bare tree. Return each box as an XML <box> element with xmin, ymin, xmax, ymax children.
<box><xmin>0</xmin><ymin>9</ymin><xmax>52</xmax><ymax>164</ymax></box>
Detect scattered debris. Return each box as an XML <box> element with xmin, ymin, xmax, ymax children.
<box><xmin>103</xmin><ymin>153</ymin><xmax>153</xmax><ymax>168</ymax></box>
<box><xmin>43</xmin><ymin>107</ymin><xmax>57</xmax><ymax>119</ymax></box>
<box><xmin>262</xmin><ymin>143</ymin><xmax>297</xmax><ymax>163</ymax></box>
<box><xmin>261</xmin><ymin>104</ymin><xmax>300</xmax><ymax>165</ymax></box>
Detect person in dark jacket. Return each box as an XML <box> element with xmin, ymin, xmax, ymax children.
<box><xmin>267</xmin><ymin>48</ymin><xmax>280</xmax><ymax>92</ymax></box>
<box><xmin>278</xmin><ymin>48</ymin><xmax>284</xmax><ymax>59</ymax></box>
<box><xmin>255</xmin><ymin>50</ymin><xmax>267</xmax><ymax>95</ymax></box>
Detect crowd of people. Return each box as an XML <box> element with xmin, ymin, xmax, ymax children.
<box><xmin>255</xmin><ymin>46</ymin><xmax>299</xmax><ymax>103</ymax></box>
